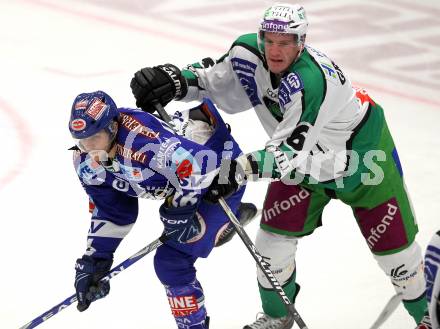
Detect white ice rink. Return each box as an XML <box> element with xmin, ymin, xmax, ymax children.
<box><xmin>1</xmin><ymin>0</ymin><xmax>440</xmax><ymax>328</ymax></box>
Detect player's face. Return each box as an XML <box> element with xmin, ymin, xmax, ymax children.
<box><xmin>77</xmin><ymin>129</ymin><xmax>112</xmax><ymax>153</ymax></box>
<box><xmin>264</xmin><ymin>32</ymin><xmax>301</xmax><ymax>74</ymax></box>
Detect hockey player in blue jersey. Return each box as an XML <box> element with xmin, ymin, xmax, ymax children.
<box><xmin>416</xmin><ymin>232</ymin><xmax>440</xmax><ymax>329</ymax></box>
<box><xmin>69</xmin><ymin>90</ymin><xmax>257</xmax><ymax>328</ymax></box>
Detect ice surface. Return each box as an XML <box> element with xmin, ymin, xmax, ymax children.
<box><xmin>1</xmin><ymin>1</ymin><xmax>439</xmax><ymax>328</ymax></box>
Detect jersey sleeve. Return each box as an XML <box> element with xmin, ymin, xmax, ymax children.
<box><xmin>180</xmin><ymin>36</ymin><xmax>255</xmax><ymax>114</ymax></box>
<box><xmin>74</xmin><ymin>153</ymin><xmax>138</xmax><ymax>259</ymax></box>
<box><xmin>247</xmin><ymin>67</ymin><xmax>329</xmax><ymax>180</ymax></box>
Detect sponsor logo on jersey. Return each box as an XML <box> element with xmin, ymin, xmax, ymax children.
<box><xmin>119</xmin><ymin>163</ymin><xmax>144</xmax><ymax>182</ymax></box>
<box><xmin>171</xmin><ymin>149</ymin><xmax>202</xmax><ymax>191</ymax></box>
<box><xmin>168</xmin><ymin>295</ymin><xmax>199</xmax><ymax>316</ymax></box>
<box><xmin>71</xmin><ymin>118</ymin><xmax>86</xmax><ymax>131</ymax></box>
<box><xmin>116</xmin><ymin>143</ymin><xmax>147</xmax><ymax>164</ymax></box>
<box><xmin>284</xmin><ymin>72</ymin><xmax>303</xmax><ymax>93</ymax></box>
<box><xmin>356</xmin><ymin>198</ymin><xmax>408</xmax><ymax>253</ymax></box>
<box><xmin>355</xmin><ymin>87</ymin><xmax>376</xmax><ymax>107</ymax></box>
<box><xmin>279</xmin><ymin>72</ymin><xmax>303</xmax><ymax>108</ymax></box>
<box><xmin>77</xmin><ymin>158</ymin><xmax>105</xmax><ymax>180</ymax></box>
<box><xmin>320</xmin><ymin>62</ymin><xmax>337</xmax><ymax>79</ymax></box>
<box><xmin>319</xmin><ymin>61</ymin><xmax>346</xmax><ymax>85</ymax></box>
<box><xmin>156</xmin><ymin>138</ymin><xmax>180</xmax><ymax>169</ymax></box>
<box><xmin>176</xmin><ymin>159</ymin><xmax>193</xmax><ymax>179</ymax></box>
<box><xmin>306</xmin><ymin>46</ymin><xmax>327</xmax><ymax>58</ymax></box>
<box><xmin>263</xmin><ymin>187</ymin><xmax>310</xmax><ymax>222</ymax></box>
<box><xmin>231</xmin><ymin>57</ymin><xmax>261</xmax><ymax>106</ymax></box>
<box><xmin>85</xmin><ymin>98</ymin><xmax>107</xmax><ymax>120</ymax></box>
<box><xmin>119</xmin><ymin>113</ymin><xmax>160</xmax><ymax>139</ymax></box>
<box><xmin>266</xmin><ymin>88</ymin><xmax>278</xmax><ymax>100</ymax></box>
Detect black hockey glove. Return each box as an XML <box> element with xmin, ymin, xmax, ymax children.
<box><xmin>74</xmin><ymin>255</ymin><xmax>113</xmax><ymax>312</ymax></box>
<box><xmin>130</xmin><ymin>64</ymin><xmax>187</xmax><ymax>113</ymax></box>
<box><xmin>159</xmin><ymin>201</ymin><xmax>201</xmax><ymax>243</ymax></box>
<box><xmin>204</xmin><ymin>159</ymin><xmax>246</xmax><ymax>204</ymax></box>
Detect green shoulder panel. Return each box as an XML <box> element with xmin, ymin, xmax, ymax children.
<box><xmin>232</xmin><ymin>33</ymin><xmax>259</xmax><ymax>49</ymax></box>
<box><xmin>290</xmin><ymin>48</ymin><xmax>326</xmax><ymax>125</ymax></box>
<box><xmin>229</xmin><ymin>33</ymin><xmax>265</xmax><ymax>63</ymax></box>
<box><xmin>182</xmin><ymin>33</ymin><xmax>260</xmax><ymax>80</ymax></box>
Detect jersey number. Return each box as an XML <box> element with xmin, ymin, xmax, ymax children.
<box><xmin>332</xmin><ymin>60</ymin><xmax>346</xmax><ymax>85</ymax></box>
<box><xmin>286</xmin><ymin>123</ymin><xmax>310</xmax><ymax>152</ymax></box>
<box><xmin>112</xmin><ymin>178</ymin><xmax>129</xmax><ymax>192</ymax></box>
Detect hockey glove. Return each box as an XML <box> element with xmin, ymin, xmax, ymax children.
<box><xmin>130</xmin><ymin>64</ymin><xmax>187</xmax><ymax>112</ymax></box>
<box><xmin>74</xmin><ymin>255</ymin><xmax>113</xmax><ymax>312</ymax></box>
<box><xmin>159</xmin><ymin>201</ymin><xmax>201</xmax><ymax>243</ymax></box>
<box><xmin>204</xmin><ymin>158</ymin><xmax>246</xmax><ymax>203</ymax></box>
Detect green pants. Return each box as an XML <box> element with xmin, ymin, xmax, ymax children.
<box><xmin>258</xmin><ymin>118</ymin><xmax>426</xmax><ymax>323</ymax></box>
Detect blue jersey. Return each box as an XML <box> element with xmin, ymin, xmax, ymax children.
<box><xmin>73</xmin><ymin>99</ymin><xmax>242</xmax><ymax>259</ymax></box>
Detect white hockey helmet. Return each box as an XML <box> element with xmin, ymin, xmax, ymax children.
<box><xmin>258</xmin><ymin>3</ymin><xmax>308</xmax><ymax>53</ymax></box>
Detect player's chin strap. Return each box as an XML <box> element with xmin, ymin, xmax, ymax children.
<box><xmin>151</xmin><ymin>100</ymin><xmax>309</xmax><ymax>329</ymax></box>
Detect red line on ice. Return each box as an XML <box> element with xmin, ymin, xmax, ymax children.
<box><xmin>0</xmin><ymin>98</ymin><xmax>33</xmax><ymax>191</ymax></box>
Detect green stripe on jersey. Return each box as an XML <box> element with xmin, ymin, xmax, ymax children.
<box><xmin>290</xmin><ymin>48</ymin><xmax>326</xmax><ymax>126</ymax></box>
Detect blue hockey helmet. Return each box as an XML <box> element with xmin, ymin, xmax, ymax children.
<box><xmin>69</xmin><ymin>90</ymin><xmax>119</xmax><ymax>139</ymax></box>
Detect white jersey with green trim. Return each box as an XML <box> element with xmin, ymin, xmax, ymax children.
<box><xmin>181</xmin><ymin>33</ymin><xmax>372</xmax><ymax>184</ymax></box>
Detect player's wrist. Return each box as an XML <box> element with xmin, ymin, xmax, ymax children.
<box><xmin>235</xmin><ymin>154</ymin><xmax>259</xmax><ymax>181</ymax></box>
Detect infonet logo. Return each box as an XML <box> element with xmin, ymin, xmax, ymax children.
<box><xmin>262</xmin><ymin>21</ymin><xmax>289</xmax><ymax>32</ymax></box>
<box><xmin>366</xmin><ymin>203</ymin><xmax>398</xmax><ymax>249</ymax></box>
<box><xmin>263</xmin><ymin>188</ymin><xmax>310</xmax><ymax>222</ymax></box>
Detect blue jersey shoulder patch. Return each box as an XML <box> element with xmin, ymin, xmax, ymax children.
<box><xmin>76</xmin><ymin>156</ymin><xmax>106</xmax><ymax>185</ymax></box>
<box><xmin>231</xmin><ymin>57</ymin><xmax>262</xmax><ymax>107</ymax></box>
<box><xmin>278</xmin><ymin>72</ymin><xmax>304</xmax><ymax>108</ymax></box>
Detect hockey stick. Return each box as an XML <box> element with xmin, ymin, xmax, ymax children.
<box><xmin>369</xmin><ymin>293</ymin><xmax>402</xmax><ymax>329</ymax></box>
<box><xmin>218</xmin><ymin>198</ymin><xmax>308</xmax><ymax>329</ymax></box>
<box><xmin>19</xmin><ymin>235</ymin><xmax>167</xmax><ymax>329</ymax></box>
<box><xmin>152</xmin><ymin>101</ymin><xmax>308</xmax><ymax>329</ymax></box>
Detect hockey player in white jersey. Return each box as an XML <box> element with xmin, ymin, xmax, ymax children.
<box><xmin>131</xmin><ymin>3</ymin><xmax>428</xmax><ymax>328</ymax></box>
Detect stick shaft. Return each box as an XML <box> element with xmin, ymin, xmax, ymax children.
<box><xmin>19</xmin><ymin>237</ymin><xmax>165</xmax><ymax>329</ymax></box>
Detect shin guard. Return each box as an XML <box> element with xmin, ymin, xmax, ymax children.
<box><xmin>166</xmin><ymin>280</ymin><xmax>208</xmax><ymax>329</ymax></box>
<box><xmin>374</xmin><ymin>242</ymin><xmax>427</xmax><ymax>323</ymax></box>
<box><xmin>255</xmin><ymin>229</ymin><xmax>299</xmax><ymax>318</ymax></box>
